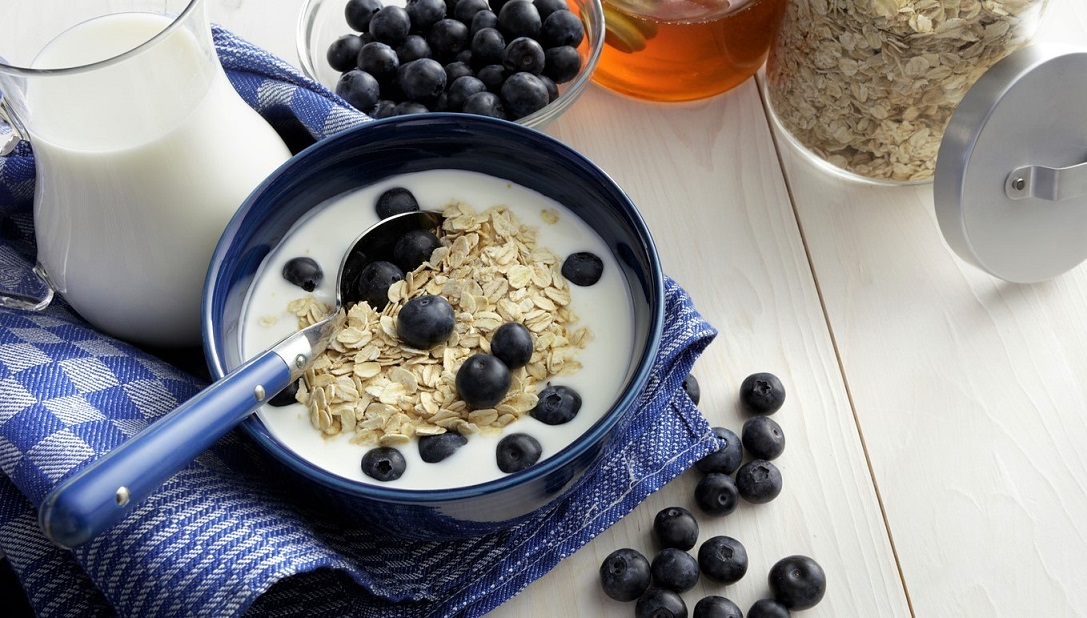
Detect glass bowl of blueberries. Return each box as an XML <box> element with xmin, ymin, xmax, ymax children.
<box><xmin>297</xmin><ymin>0</ymin><xmax>604</xmax><ymax>128</ymax></box>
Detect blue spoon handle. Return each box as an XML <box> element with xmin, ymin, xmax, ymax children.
<box><xmin>38</xmin><ymin>349</ymin><xmax>293</xmax><ymax>549</ymax></box>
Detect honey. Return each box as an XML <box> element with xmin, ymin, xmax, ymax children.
<box><xmin>592</xmin><ymin>0</ymin><xmax>787</xmax><ymax>102</ymax></box>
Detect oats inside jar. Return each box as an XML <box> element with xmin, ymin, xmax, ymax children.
<box><xmin>240</xmin><ymin>170</ymin><xmax>635</xmax><ymax>489</ymax></box>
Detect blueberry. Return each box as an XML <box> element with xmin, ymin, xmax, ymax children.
<box><xmin>376</xmin><ymin>187</ymin><xmax>420</xmax><ymax>218</ymax></box>
<box><xmin>742</xmin><ymin>415</ymin><xmax>785</xmax><ymax>460</ymax></box>
<box><xmin>427</xmin><ymin>18</ymin><xmax>470</xmax><ymax>62</ymax></box>
<box><xmin>394</xmin><ymin>100</ymin><xmax>431</xmax><ymax>115</ymax></box>
<box><xmin>540</xmin><ymin>9</ymin><xmax>584</xmax><ymax>47</ymax></box>
<box><xmin>599</xmin><ymin>548</ymin><xmax>652</xmax><ymax>602</ymax></box>
<box><xmin>636</xmin><ymin>588</ymin><xmax>687</xmax><ymax>618</ymax></box>
<box><xmin>444</xmin><ymin>60</ymin><xmax>475</xmax><ymax>83</ymax></box>
<box><xmin>471</xmin><ymin>27</ymin><xmax>506</xmax><ymax>66</ymax></box>
<box><xmin>349</xmin><ymin>260</ymin><xmax>405</xmax><ymax>309</ymax></box>
<box><xmin>650</xmin><ymin>547</ymin><xmax>700</xmax><ymax>593</ymax></box>
<box><xmin>393</xmin><ymin>228</ymin><xmax>441</xmax><ymax>271</ymax></box>
<box><xmin>371</xmin><ymin>99</ymin><xmax>398</xmax><ymax>118</ymax></box>
<box><xmin>418</xmin><ymin>432</ymin><xmax>468</xmax><ymax>463</ymax></box>
<box><xmin>561</xmin><ymin>251</ymin><xmax>604</xmax><ymax>286</ymax></box>
<box><xmin>543</xmin><ymin>44</ymin><xmax>580</xmax><ymax>83</ymax></box>
<box><xmin>268</xmin><ymin>379</ymin><xmax>300</xmax><ymax>407</ymax></box>
<box><xmin>500</xmin><ymin>71</ymin><xmax>549</xmax><ymax>118</ymax></box>
<box><xmin>476</xmin><ymin>64</ymin><xmax>509</xmax><ymax>92</ymax></box>
<box><xmin>533</xmin><ymin>0</ymin><xmax>568</xmax><ymax>21</ymax></box>
<box><xmin>446</xmin><ymin>75</ymin><xmax>487</xmax><ymax>112</ymax></box>
<box><xmin>498</xmin><ymin>0</ymin><xmax>542</xmax><ymax>40</ymax></box>
<box><xmin>748</xmin><ymin>599</ymin><xmax>791</xmax><ymax>618</ymax></box>
<box><xmin>456</xmin><ymin>353</ymin><xmax>512</xmax><ymax>408</ymax></box>
<box><xmin>694</xmin><ymin>472</ymin><xmax>740</xmax><ymax>516</ymax></box>
<box><xmin>695</xmin><ymin>426</ymin><xmax>743</xmax><ymax>475</ymax></box>
<box><xmin>359</xmin><ymin>41</ymin><xmax>400</xmax><ymax>83</ymax></box>
<box><xmin>490</xmin><ymin>321</ymin><xmax>533</xmax><ymax>369</ymax></box>
<box><xmin>369</xmin><ymin>5</ymin><xmax>412</xmax><ymax>44</ymax></box>
<box><xmin>495</xmin><ymin>432</ymin><xmax>542</xmax><ymax>473</ymax></box>
<box><xmin>345</xmin><ymin>0</ymin><xmax>384</xmax><ymax>32</ymax></box>
<box><xmin>462</xmin><ymin>90</ymin><xmax>506</xmax><ymax>118</ymax></box>
<box><xmin>470</xmin><ymin>9</ymin><xmax>499</xmax><ymax>36</ymax></box>
<box><xmin>327</xmin><ymin>34</ymin><xmax>365</xmax><ymax>72</ymax></box>
<box><xmin>361</xmin><ymin>446</ymin><xmax>406</xmax><ymax>481</ymax></box>
<box><xmin>398</xmin><ymin>57</ymin><xmax>447</xmax><ymax>101</ymax></box>
<box><xmin>453</xmin><ymin>0</ymin><xmax>490</xmax><ymax>24</ymax></box>
<box><xmin>503</xmin><ymin>37</ymin><xmax>546</xmax><ymax>74</ymax></box>
<box><xmin>538</xmin><ymin>73</ymin><xmax>558</xmax><ymax>102</ymax></box>
<box><xmin>693</xmin><ymin>596</ymin><xmax>744</xmax><ymax>618</ymax></box>
<box><xmin>739</xmin><ymin>372</ymin><xmax>786</xmax><ymax>414</ymax></box>
<box><xmin>530</xmin><ymin>384</ymin><xmax>581</xmax><ymax>425</ymax></box>
<box><xmin>698</xmin><ymin>536</ymin><xmax>748</xmax><ymax>584</ymax></box>
<box><xmin>282</xmin><ymin>256</ymin><xmax>323</xmax><ymax>292</ymax></box>
<box><xmin>406</xmin><ymin>0</ymin><xmax>447</xmax><ymax>32</ymax></box>
<box><xmin>652</xmin><ymin>506</ymin><xmax>699</xmax><ymax>550</ymax></box>
<box><xmin>336</xmin><ymin>69</ymin><xmax>381</xmax><ymax>113</ymax></box>
<box><xmin>735</xmin><ymin>459</ymin><xmax>783</xmax><ymax>504</ymax></box>
<box><xmin>396</xmin><ymin>294</ymin><xmax>455</xmax><ymax>348</ymax></box>
<box><xmin>681</xmin><ymin>373</ymin><xmax>700</xmax><ymax>405</ymax></box>
<box><xmin>397</xmin><ymin>34</ymin><xmax>432</xmax><ymax>62</ymax></box>
<box><xmin>768</xmin><ymin>555</ymin><xmax>826</xmax><ymax>610</ymax></box>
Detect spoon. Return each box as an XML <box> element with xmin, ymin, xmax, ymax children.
<box><xmin>38</xmin><ymin>209</ymin><xmax>444</xmax><ymax>548</ymax></box>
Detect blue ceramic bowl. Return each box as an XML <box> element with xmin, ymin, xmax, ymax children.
<box><xmin>203</xmin><ymin>113</ymin><xmax>663</xmax><ymax>539</ymax></box>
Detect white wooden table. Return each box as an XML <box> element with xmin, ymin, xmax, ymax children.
<box><xmin>208</xmin><ymin>1</ymin><xmax>1087</xmax><ymax>615</ymax></box>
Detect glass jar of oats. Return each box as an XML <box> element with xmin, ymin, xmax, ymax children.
<box><xmin>764</xmin><ymin>0</ymin><xmax>1051</xmax><ymax>184</ymax></box>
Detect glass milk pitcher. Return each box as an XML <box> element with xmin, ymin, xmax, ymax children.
<box><xmin>0</xmin><ymin>0</ymin><xmax>292</xmax><ymax>347</ymax></box>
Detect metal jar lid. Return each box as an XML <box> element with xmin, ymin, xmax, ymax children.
<box><xmin>934</xmin><ymin>44</ymin><xmax>1087</xmax><ymax>283</ymax></box>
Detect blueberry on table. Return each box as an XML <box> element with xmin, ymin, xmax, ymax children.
<box><xmin>599</xmin><ymin>547</ymin><xmax>652</xmax><ymax>602</ymax></box>
<box><xmin>369</xmin><ymin>5</ymin><xmax>412</xmax><ymax>45</ymax></box>
<box><xmin>768</xmin><ymin>555</ymin><xmax>826</xmax><ymax>610</ymax></box>
<box><xmin>561</xmin><ymin>251</ymin><xmax>604</xmax><ymax>286</ymax></box>
<box><xmin>375</xmin><ymin>187</ymin><xmax>420</xmax><ymax>219</ymax></box>
<box><xmin>393</xmin><ymin>228</ymin><xmax>441</xmax><ymax>272</ymax></box>
<box><xmin>327</xmin><ymin>34</ymin><xmax>365</xmax><ymax>72</ymax></box>
<box><xmin>406</xmin><ymin>0</ymin><xmax>446</xmax><ymax>32</ymax></box>
<box><xmin>652</xmin><ymin>506</ymin><xmax>698</xmax><ymax>550</ymax></box>
<box><xmin>694</xmin><ymin>426</ymin><xmax>743</xmax><ymax>475</ymax></box>
<box><xmin>495</xmin><ymin>432</ymin><xmax>542</xmax><ymax>473</ymax></box>
<box><xmin>742</xmin><ymin>415</ymin><xmax>785</xmax><ymax>460</ymax></box>
<box><xmin>348</xmin><ymin>260</ymin><xmax>405</xmax><ymax>309</ymax></box>
<box><xmin>361</xmin><ymin>446</ymin><xmax>407</xmax><ymax>481</ymax></box>
<box><xmin>636</xmin><ymin>588</ymin><xmax>687</xmax><ymax>618</ymax></box>
<box><xmin>681</xmin><ymin>373</ymin><xmax>700</xmax><ymax>405</ymax></box>
<box><xmin>698</xmin><ymin>535</ymin><xmax>748</xmax><ymax>584</ymax></box>
<box><xmin>740</xmin><ymin>371</ymin><xmax>786</xmax><ymax>414</ymax></box>
<box><xmin>694</xmin><ymin>472</ymin><xmax>739</xmax><ymax>516</ymax></box>
<box><xmin>396</xmin><ymin>294</ymin><xmax>455</xmax><ymax>349</ymax></box>
<box><xmin>336</xmin><ymin>69</ymin><xmax>381</xmax><ymax>113</ymax></box>
<box><xmin>345</xmin><ymin>0</ymin><xmax>384</xmax><ymax>32</ymax></box>
<box><xmin>735</xmin><ymin>459</ymin><xmax>783</xmax><ymax>504</ymax></box>
<box><xmin>462</xmin><ymin>90</ymin><xmax>507</xmax><ymax>118</ymax></box>
<box><xmin>693</xmin><ymin>596</ymin><xmax>743</xmax><ymax>618</ymax></box>
<box><xmin>540</xmin><ymin>9</ymin><xmax>585</xmax><ymax>48</ymax></box>
<box><xmin>359</xmin><ymin>41</ymin><xmax>400</xmax><ymax>83</ymax></box>
<box><xmin>267</xmin><ymin>379</ymin><xmax>300</xmax><ymax>407</ymax></box>
<box><xmin>748</xmin><ymin>598</ymin><xmax>791</xmax><ymax>618</ymax></box>
<box><xmin>398</xmin><ymin>58</ymin><xmax>447</xmax><ymax>101</ymax></box>
<box><xmin>418</xmin><ymin>432</ymin><xmax>468</xmax><ymax>463</ymax></box>
<box><xmin>503</xmin><ymin>37</ymin><xmax>546</xmax><ymax>75</ymax></box>
<box><xmin>498</xmin><ymin>0</ymin><xmax>543</xmax><ymax>40</ymax></box>
<box><xmin>456</xmin><ymin>353</ymin><xmax>512</xmax><ymax>408</ymax></box>
<box><xmin>650</xmin><ymin>547</ymin><xmax>699</xmax><ymax>592</ymax></box>
<box><xmin>500</xmin><ymin>71</ymin><xmax>549</xmax><ymax>118</ymax></box>
<box><xmin>530</xmin><ymin>384</ymin><xmax>581</xmax><ymax>425</ymax></box>
<box><xmin>490</xmin><ymin>322</ymin><xmax>534</xmax><ymax>369</ymax></box>
<box><xmin>282</xmin><ymin>256</ymin><xmax>323</xmax><ymax>292</ymax></box>
<box><xmin>543</xmin><ymin>45</ymin><xmax>581</xmax><ymax>84</ymax></box>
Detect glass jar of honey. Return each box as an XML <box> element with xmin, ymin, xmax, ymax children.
<box><xmin>592</xmin><ymin>0</ymin><xmax>788</xmax><ymax>102</ymax></box>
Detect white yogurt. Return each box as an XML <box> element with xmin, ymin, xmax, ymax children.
<box><xmin>28</xmin><ymin>12</ymin><xmax>291</xmax><ymax>346</ymax></box>
<box><xmin>240</xmin><ymin>169</ymin><xmax>635</xmax><ymax>490</ymax></box>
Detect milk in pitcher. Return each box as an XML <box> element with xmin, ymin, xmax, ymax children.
<box><xmin>28</xmin><ymin>12</ymin><xmax>292</xmax><ymax>346</ymax></box>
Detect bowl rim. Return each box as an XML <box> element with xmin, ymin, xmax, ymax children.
<box><xmin>203</xmin><ymin>113</ymin><xmax>664</xmax><ymax>505</ymax></box>
<box><xmin>294</xmin><ymin>0</ymin><xmax>606</xmax><ymax>129</ymax></box>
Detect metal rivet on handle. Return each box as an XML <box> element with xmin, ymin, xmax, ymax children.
<box><xmin>115</xmin><ymin>486</ymin><xmax>130</xmax><ymax>507</ymax></box>
<box><xmin>254</xmin><ymin>385</ymin><xmax>266</xmax><ymax>402</ymax></box>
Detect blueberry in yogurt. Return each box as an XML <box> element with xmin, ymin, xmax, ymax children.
<box><xmin>282</xmin><ymin>256</ymin><xmax>323</xmax><ymax>292</ymax></box>
<box><xmin>496</xmin><ymin>433</ymin><xmax>542</xmax><ymax>473</ymax></box>
<box><xmin>490</xmin><ymin>322</ymin><xmax>534</xmax><ymax>369</ymax></box>
<box><xmin>396</xmin><ymin>294</ymin><xmax>456</xmax><ymax>349</ymax></box>
<box><xmin>375</xmin><ymin>186</ymin><xmax>420</xmax><ymax>219</ymax></box>
<box><xmin>561</xmin><ymin>251</ymin><xmax>603</xmax><ymax>286</ymax></box>
<box><xmin>530</xmin><ymin>384</ymin><xmax>581</xmax><ymax>425</ymax></box>
<box><xmin>418</xmin><ymin>432</ymin><xmax>468</xmax><ymax>463</ymax></box>
<box><xmin>455</xmin><ymin>353</ymin><xmax>512</xmax><ymax>408</ymax></box>
<box><xmin>361</xmin><ymin>446</ymin><xmax>407</xmax><ymax>481</ymax></box>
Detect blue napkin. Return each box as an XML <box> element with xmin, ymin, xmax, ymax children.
<box><xmin>0</xmin><ymin>28</ymin><xmax>718</xmax><ymax>617</ymax></box>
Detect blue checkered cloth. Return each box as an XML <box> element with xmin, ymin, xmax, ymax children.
<box><xmin>0</xmin><ymin>28</ymin><xmax>718</xmax><ymax>618</ymax></box>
